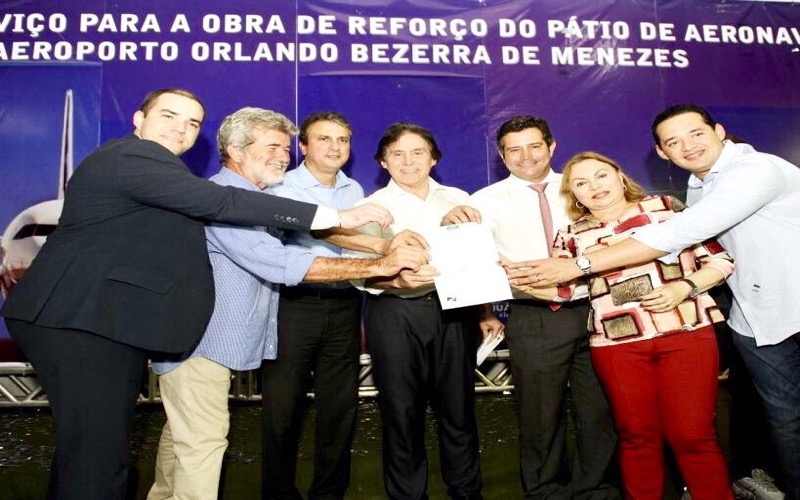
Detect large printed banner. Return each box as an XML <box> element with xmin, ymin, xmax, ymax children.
<box><xmin>1</xmin><ymin>0</ymin><xmax>799</xmax><ymax>343</ymax></box>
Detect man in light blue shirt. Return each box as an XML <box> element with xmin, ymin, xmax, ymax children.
<box><xmin>263</xmin><ymin>112</ymin><xmax>366</xmax><ymax>500</ymax></box>
<box><xmin>148</xmin><ymin>108</ymin><xmax>428</xmax><ymax>500</ymax></box>
<box><xmin>515</xmin><ymin>104</ymin><xmax>800</xmax><ymax>500</ymax></box>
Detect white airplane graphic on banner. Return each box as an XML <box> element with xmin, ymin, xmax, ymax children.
<box><xmin>0</xmin><ymin>89</ymin><xmax>73</xmax><ymax>293</ymax></box>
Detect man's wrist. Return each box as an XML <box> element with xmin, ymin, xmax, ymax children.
<box><xmin>371</xmin><ymin>255</ymin><xmax>391</xmax><ymax>277</ymax></box>
<box><xmin>378</xmin><ymin>237</ymin><xmax>391</xmax><ymax>256</ymax></box>
<box><xmin>678</xmin><ymin>277</ymin><xmax>700</xmax><ymax>297</ymax></box>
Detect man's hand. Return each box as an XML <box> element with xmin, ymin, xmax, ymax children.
<box><xmin>339</xmin><ymin>203</ymin><xmax>393</xmax><ymax>229</ymax></box>
<box><xmin>381</xmin><ymin>230</ymin><xmax>429</xmax><ymax>255</ymax></box>
<box><xmin>441</xmin><ymin>205</ymin><xmax>481</xmax><ymax>226</ymax></box>
<box><xmin>503</xmin><ymin>257</ymin><xmax>581</xmax><ymax>287</ymax></box>
<box><xmin>367</xmin><ymin>264</ymin><xmax>439</xmax><ymax>289</ymax></box>
<box><xmin>375</xmin><ymin>246</ymin><xmax>430</xmax><ymax>276</ymax></box>
<box><xmin>393</xmin><ymin>264</ymin><xmax>439</xmax><ymax>288</ymax></box>
<box><xmin>0</xmin><ymin>264</ymin><xmax>19</xmax><ymax>299</ymax></box>
<box><xmin>479</xmin><ymin>304</ymin><xmax>505</xmax><ymax>341</ymax></box>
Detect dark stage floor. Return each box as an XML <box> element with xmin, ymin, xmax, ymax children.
<box><xmin>0</xmin><ymin>387</ymin><xmax>734</xmax><ymax>499</ymax></box>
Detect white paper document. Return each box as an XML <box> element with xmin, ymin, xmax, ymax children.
<box><xmin>476</xmin><ymin>331</ymin><xmax>505</xmax><ymax>366</ymax></box>
<box><xmin>422</xmin><ymin>222</ymin><xmax>513</xmax><ymax>310</ymax></box>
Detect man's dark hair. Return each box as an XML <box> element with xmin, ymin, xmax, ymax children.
<box><xmin>651</xmin><ymin>104</ymin><xmax>718</xmax><ymax>144</ymax></box>
<box><xmin>495</xmin><ymin>115</ymin><xmax>554</xmax><ymax>152</ymax></box>
<box><xmin>139</xmin><ymin>88</ymin><xmax>206</xmax><ymax>124</ymax></box>
<box><xmin>373</xmin><ymin>123</ymin><xmax>443</xmax><ymax>163</ymax></box>
<box><xmin>298</xmin><ymin>111</ymin><xmax>352</xmax><ymax>145</ymax></box>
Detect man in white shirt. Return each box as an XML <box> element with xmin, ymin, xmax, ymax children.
<box><xmin>445</xmin><ymin>116</ymin><xmax>618</xmax><ymax>500</ymax></box>
<box><xmin>516</xmin><ymin>104</ymin><xmax>800</xmax><ymax>500</ymax></box>
<box><xmin>359</xmin><ymin>122</ymin><xmax>490</xmax><ymax>500</ymax></box>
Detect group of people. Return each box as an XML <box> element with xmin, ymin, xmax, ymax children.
<box><xmin>500</xmin><ymin>105</ymin><xmax>799</xmax><ymax>500</ymax></box>
<box><xmin>0</xmin><ymin>88</ymin><xmax>797</xmax><ymax>500</ymax></box>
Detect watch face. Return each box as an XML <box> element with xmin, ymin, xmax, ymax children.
<box><xmin>576</xmin><ymin>256</ymin><xmax>591</xmax><ymax>272</ymax></box>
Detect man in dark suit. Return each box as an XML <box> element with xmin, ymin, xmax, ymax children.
<box><xmin>0</xmin><ymin>88</ymin><xmax>396</xmax><ymax>500</ymax></box>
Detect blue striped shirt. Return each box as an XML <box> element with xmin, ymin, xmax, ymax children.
<box><xmin>151</xmin><ymin>167</ymin><xmax>316</xmax><ymax>374</ymax></box>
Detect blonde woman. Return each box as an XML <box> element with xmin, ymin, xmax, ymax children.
<box><xmin>518</xmin><ymin>151</ymin><xmax>734</xmax><ymax>500</ymax></box>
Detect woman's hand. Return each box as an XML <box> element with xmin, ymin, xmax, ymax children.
<box><xmin>640</xmin><ymin>280</ymin><xmax>693</xmax><ymax>313</ymax></box>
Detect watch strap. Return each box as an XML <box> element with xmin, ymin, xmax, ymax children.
<box><xmin>575</xmin><ymin>256</ymin><xmax>591</xmax><ymax>275</ymax></box>
<box><xmin>679</xmin><ymin>277</ymin><xmax>700</xmax><ymax>298</ymax></box>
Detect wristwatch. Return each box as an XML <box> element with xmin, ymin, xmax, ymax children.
<box><xmin>679</xmin><ymin>277</ymin><xmax>701</xmax><ymax>298</ymax></box>
<box><xmin>575</xmin><ymin>255</ymin><xmax>592</xmax><ymax>275</ymax></box>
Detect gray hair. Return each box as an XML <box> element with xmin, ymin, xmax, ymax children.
<box><xmin>216</xmin><ymin>107</ymin><xmax>298</xmax><ymax>163</ymax></box>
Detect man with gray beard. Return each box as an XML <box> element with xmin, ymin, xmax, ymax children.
<box><xmin>147</xmin><ymin>107</ymin><xmax>427</xmax><ymax>500</ymax></box>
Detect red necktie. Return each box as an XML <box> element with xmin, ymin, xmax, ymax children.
<box><xmin>531</xmin><ymin>183</ymin><xmax>553</xmax><ymax>256</ymax></box>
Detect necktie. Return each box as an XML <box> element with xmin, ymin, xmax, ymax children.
<box><xmin>531</xmin><ymin>183</ymin><xmax>553</xmax><ymax>256</ymax></box>
<box><xmin>531</xmin><ymin>183</ymin><xmax>562</xmax><ymax>312</ymax></box>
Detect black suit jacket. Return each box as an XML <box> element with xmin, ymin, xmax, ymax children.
<box><xmin>2</xmin><ymin>135</ymin><xmax>318</xmax><ymax>353</ymax></box>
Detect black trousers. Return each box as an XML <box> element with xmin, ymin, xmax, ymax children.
<box><xmin>5</xmin><ymin>318</ymin><xmax>147</xmax><ymax>500</ymax></box>
<box><xmin>505</xmin><ymin>301</ymin><xmax>618</xmax><ymax>500</ymax></box>
<box><xmin>365</xmin><ymin>293</ymin><xmax>482</xmax><ymax>500</ymax></box>
<box><xmin>261</xmin><ymin>289</ymin><xmax>362</xmax><ymax>500</ymax></box>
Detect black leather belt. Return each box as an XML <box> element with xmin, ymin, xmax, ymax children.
<box><xmin>367</xmin><ymin>291</ymin><xmax>438</xmax><ymax>301</ymax></box>
<box><xmin>509</xmin><ymin>297</ymin><xmax>590</xmax><ymax>307</ymax></box>
<box><xmin>280</xmin><ymin>285</ymin><xmax>362</xmax><ymax>300</ymax></box>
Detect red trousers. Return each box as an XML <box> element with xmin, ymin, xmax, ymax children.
<box><xmin>591</xmin><ymin>327</ymin><xmax>733</xmax><ymax>500</ymax></box>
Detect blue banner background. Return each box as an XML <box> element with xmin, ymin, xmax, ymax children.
<box><xmin>1</xmin><ymin>0</ymin><xmax>799</xmax><ymax>344</ymax></box>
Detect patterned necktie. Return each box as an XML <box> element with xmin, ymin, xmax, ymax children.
<box><xmin>531</xmin><ymin>183</ymin><xmax>553</xmax><ymax>256</ymax></box>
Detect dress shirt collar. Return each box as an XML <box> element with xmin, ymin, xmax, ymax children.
<box><xmin>383</xmin><ymin>177</ymin><xmax>447</xmax><ymax>200</ymax></box>
<box><xmin>217</xmin><ymin>167</ymin><xmax>264</xmax><ymax>192</ymax></box>
<box><xmin>504</xmin><ymin>169</ymin><xmax>558</xmax><ymax>188</ymax></box>
<box><xmin>292</xmin><ymin>162</ymin><xmax>354</xmax><ymax>190</ymax></box>
<box><xmin>687</xmin><ymin>140</ymin><xmax>756</xmax><ymax>189</ymax></box>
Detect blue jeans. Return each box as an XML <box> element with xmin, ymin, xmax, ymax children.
<box><xmin>733</xmin><ymin>330</ymin><xmax>800</xmax><ymax>500</ymax></box>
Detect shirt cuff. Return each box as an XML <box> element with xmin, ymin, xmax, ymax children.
<box><xmin>310</xmin><ymin>206</ymin><xmax>339</xmax><ymax>230</ymax></box>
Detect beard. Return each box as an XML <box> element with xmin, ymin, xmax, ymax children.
<box><xmin>257</xmin><ymin>162</ymin><xmax>287</xmax><ymax>187</ymax></box>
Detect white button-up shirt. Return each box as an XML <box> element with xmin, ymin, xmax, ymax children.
<box><xmin>633</xmin><ymin>141</ymin><xmax>800</xmax><ymax>345</ymax></box>
<box><xmin>468</xmin><ymin>170</ymin><xmax>571</xmax><ymax>299</ymax></box>
<box><xmin>468</xmin><ymin>170</ymin><xmax>570</xmax><ymax>263</ymax></box>
<box><xmin>356</xmin><ymin>177</ymin><xmax>469</xmax><ymax>298</ymax></box>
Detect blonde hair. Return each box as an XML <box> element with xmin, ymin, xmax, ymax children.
<box><xmin>560</xmin><ymin>151</ymin><xmax>648</xmax><ymax>220</ymax></box>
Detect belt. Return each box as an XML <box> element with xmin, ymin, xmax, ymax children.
<box><xmin>402</xmin><ymin>291</ymin><xmax>438</xmax><ymax>301</ymax></box>
<box><xmin>509</xmin><ymin>297</ymin><xmax>590</xmax><ymax>308</ymax></box>
<box><xmin>368</xmin><ymin>291</ymin><xmax>438</xmax><ymax>301</ymax></box>
<box><xmin>280</xmin><ymin>285</ymin><xmax>362</xmax><ymax>300</ymax></box>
